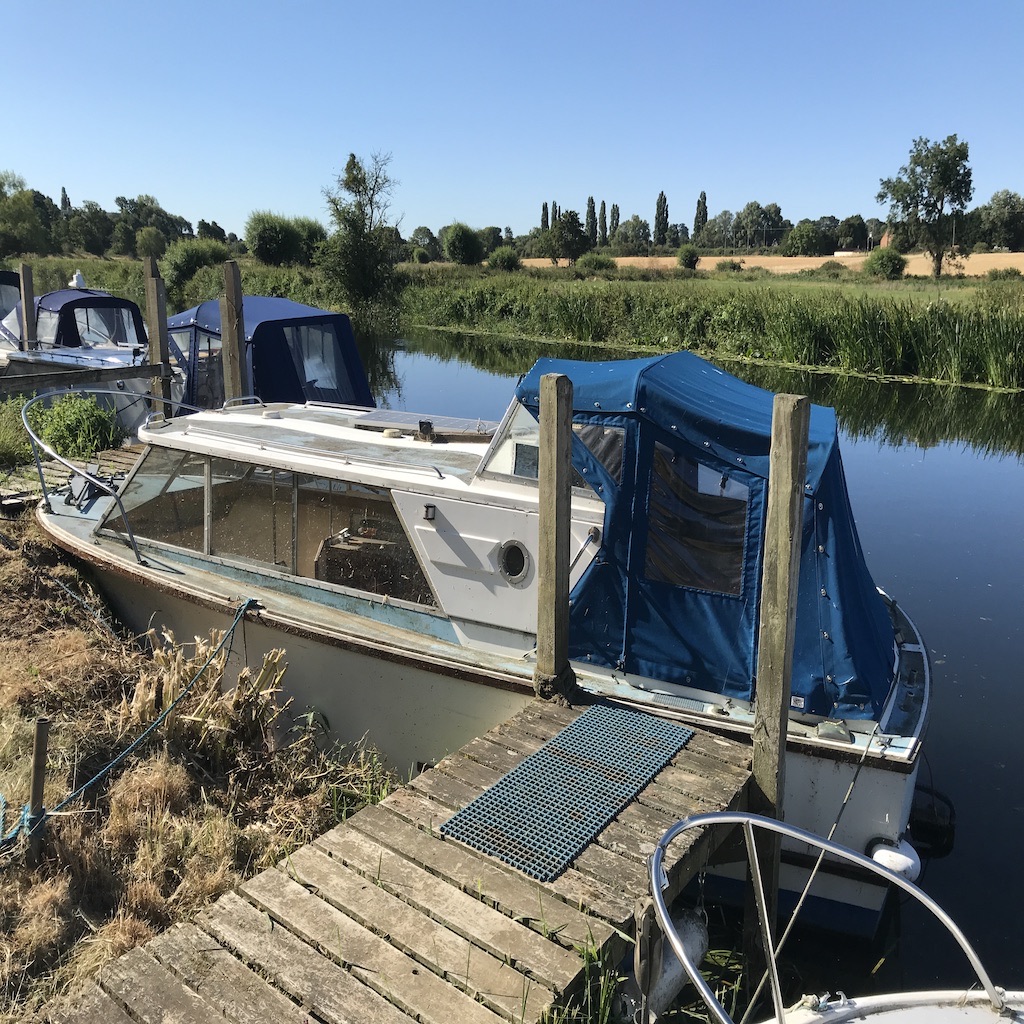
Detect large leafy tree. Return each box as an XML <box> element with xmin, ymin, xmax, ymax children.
<box><xmin>980</xmin><ymin>190</ymin><xmax>1024</xmax><ymax>251</ymax></box>
<box><xmin>550</xmin><ymin>209</ymin><xmax>590</xmax><ymax>264</ymax></box>
<box><xmin>409</xmin><ymin>225</ymin><xmax>441</xmax><ymax>261</ymax></box>
<box><xmin>318</xmin><ymin>151</ymin><xmax>399</xmax><ymax>304</ymax></box>
<box><xmin>877</xmin><ymin>134</ymin><xmax>973</xmax><ymax>277</ymax></box>
<box><xmin>443</xmin><ymin>222</ymin><xmax>484</xmax><ymax>265</ymax></box>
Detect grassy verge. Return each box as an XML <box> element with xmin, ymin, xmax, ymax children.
<box><xmin>0</xmin><ymin>512</ymin><xmax>396</xmax><ymax>1020</ymax></box>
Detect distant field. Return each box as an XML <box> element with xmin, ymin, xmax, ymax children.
<box><xmin>524</xmin><ymin>251</ymin><xmax>1024</xmax><ymax>276</ymax></box>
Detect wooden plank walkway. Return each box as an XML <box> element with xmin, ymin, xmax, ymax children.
<box><xmin>1</xmin><ymin>445</ymin><xmax>141</xmax><ymax>513</ymax></box>
<box><xmin>45</xmin><ymin>699</ymin><xmax>751</xmax><ymax>1024</ymax></box>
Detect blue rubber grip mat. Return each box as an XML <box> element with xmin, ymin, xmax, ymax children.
<box><xmin>439</xmin><ymin>704</ymin><xmax>694</xmax><ymax>881</ymax></box>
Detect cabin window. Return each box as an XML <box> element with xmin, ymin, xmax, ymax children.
<box><xmin>100</xmin><ymin>448</ymin><xmax>206</xmax><ymax>548</ymax></box>
<box><xmin>35</xmin><ymin>310</ymin><xmax>59</xmax><ymax>345</ymax></box>
<box><xmin>481</xmin><ymin>403</ymin><xmax>590</xmax><ymax>489</ymax></box>
<box><xmin>194</xmin><ymin>331</ymin><xmax>225</xmax><ymax>408</ymax></box>
<box><xmin>209</xmin><ymin>460</ymin><xmax>295</xmax><ymax>571</ymax></box>
<box><xmin>74</xmin><ymin>306</ymin><xmax>141</xmax><ymax>347</ymax></box>
<box><xmin>101</xmin><ymin>450</ymin><xmax>436</xmax><ymax>607</ymax></box>
<box><xmin>282</xmin><ymin>323</ymin><xmax>341</xmax><ymax>396</ymax></box>
<box><xmin>644</xmin><ymin>442</ymin><xmax>748</xmax><ymax>596</ymax></box>
<box><xmin>573</xmin><ymin>423</ymin><xmax>625</xmax><ymax>484</ymax></box>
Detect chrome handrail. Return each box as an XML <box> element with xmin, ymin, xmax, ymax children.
<box><xmin>22</xmin><ymin>389</ymin><xmax>147</xmax><ymax>564</ymax></box>
<box><xmin>648</xmin><ymin>811</ymin><xmax>1004</xmax><ymax>1024</ymax></box>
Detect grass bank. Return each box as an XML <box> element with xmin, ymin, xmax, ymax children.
<box><xmin>398</xmin><ymin>267</ymin><xmax>1024</xmax><ymax>389</ymax></box>
<box><xmin>0</xmin><ymin>513</ymin><xmax>395</xmax><ymax>1020</ymax></box>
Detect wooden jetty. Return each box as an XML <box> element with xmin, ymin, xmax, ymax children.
<box><xmin>1</xmin><ymin>445</ymin><xmax>141</xmax><ymax>514</ymax></box>
<box><xmin>46</xmin><ymin>699</ymin><xmax>751</xmax><ymax>1024</ymax></box>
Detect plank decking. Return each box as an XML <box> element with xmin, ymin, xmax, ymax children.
<box><xmin>46</xmin><ymin>699</ymin><xmax>751</xmax><ymax>1024</ymax></box>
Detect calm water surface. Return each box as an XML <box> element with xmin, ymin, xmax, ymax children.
<box><xmin>366</xmin><ymin>333</ymin><xmax>1024</xmax><ymax>994</ymax></box>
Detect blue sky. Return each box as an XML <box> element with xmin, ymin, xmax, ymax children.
<box><xmin>7</xmin><ymin>0</ymin><xmax>1022</xmax><ymax>240</ymax></box>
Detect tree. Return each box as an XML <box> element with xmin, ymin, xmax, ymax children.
<box><xmin>550</xmin><ymin>209</ymin><xmax>590</xmax><ymax>264</ymax></box>
<box><xmin>477</xmin><ymin>226</ymin><xmax>502</xmax><ymax>257</ymax></box>
<box><xmin>611</xmin><ymin>215</ymin><xmax>651</xmax><ymax>256</ymax></box>
<box><xmin>693</xmin><ymin>191</ymin><xmax>708</xmax><ymax>242</ymax></box>
<box><xmin>503</xmin><ymin>226</ymin><xmax>514</xmax><ymax>246</ymax></box>
<box><xmin>877</xmin><ymin>134</ymin><xmax>974</xmax><ymax>277</ymax></box>
<box><xmin>541</xmin><ymin>202</ymin><xmax>549</xmax><ymax>232</ymax></box>
<box><xmin>0</xmin><ymin>171</ymin><xmax>26</xmax><ymax>200</ymax></box>
<box><xmin>197</xmin><ymin>219</ymin><xmax>227</xmax><ymax>243</ymax></box>
<box><xmin>0</xmin><ymin>189</ymin><xmax>49</xmax><ymax>255</ymax></box>
<box><xmin>585</xmin><ymin>196</ymin><xmax>597</xmax><ymax>248</ymax></box>
<box><xmin>60</xmin><ymin>187</ymin><xmax>72</xmax><ymax>218</ymax></box>
<box><xmin>66</xmin><ymin>200</ymin><xmax>114</xmax><ymax>255</ymax></box>
<box><xmin>701</xmin><ymin>209</ymin><xmax>734</xmax><ymax>249</ymax></box>
<box><xmin>409</xmin><ymin>226</ymin><xmax>441</xmax><ymax>262</ymax></box>
<box><xmin>110</xmin><ymin>219</ymin><xmax>137</xmax><ymax>257</ymax></box>
<box><xmin>598</xmin><ymin>201</ymin><xmax>607</xmax><ymax>247</ymax></box>
<box><xmin>837</xmin><ymin>214</ymin><xmax>868</xmax><ymax>251</ymax></box>
<box><xmin>317</xmin><ymin>151</ymin><xmax>399</xmax><ymax>304</ymax></box>
<box><xmin>782</xmin><ymin>219</ymin><xmax>829</xmax><ymax>256</ymax></box>
<box><xmin>443</xmin><ymin>222</ymin><xmax>485</xmax><ymax>265</ymax></box>
<box><xmin>654</xmin><ymin>191</ymin><xmax>669</xmax><ymax>247</ymax></box>
<box><xmin>293</xmin><ymin>216</ymin><xmax>328</xmax><ymax>264</ymax></box>
<box><xmin>136</xmin><ymin>226</ymin><xmax>167</xmax><ymax>259</ymax></box>
<box><xmin>980</xmin><ymin>190</ymin><xmax>1024</xmax><ymax>251</ymax></box>
<box><xmin>734</xmin><ymin>202</ymin><xmax>765</xmax><ymax>248</ymax></box>
<box><xmin>609</xmin><ymin>204</ymin><xmax>620</xmax><ymax>238</ymax></box>
<box><xmin>245</xmin><ymin>211</ymin><xmax>303</xmax><ymax>265</ymax></box>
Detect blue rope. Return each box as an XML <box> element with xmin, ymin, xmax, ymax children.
<box><xmin>0</xmin><ymin>598</ymin><xmax>257</xmax><ymax>853</ymax></box>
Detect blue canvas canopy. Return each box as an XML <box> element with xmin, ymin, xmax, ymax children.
<box><xmin>166</xmin><ymin>296</ymin><xmax>374</xmax><ymax>409</ymax></box>
<box><xmin>0</xmin><ymin>288</ymin><xmax>147</xmax><ymax>349</ymax></box>
<box><xmin>0</xmin><ymin>270</ymin><xmax>19</xmax><ymax>323</ymax></box>
<box><xmin>517</xmin><ymin>352</ymin><xmax>896</xmax><ymax>721</ymax></box>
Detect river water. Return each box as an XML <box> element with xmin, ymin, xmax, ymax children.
<box><xmin>361</xmin><ymin>330</ymin><xmax>1024</xmax><ymax>997</ymax></box>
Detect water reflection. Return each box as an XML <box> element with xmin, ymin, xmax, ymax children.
<box><xmin>367</xmin><ymin>331</ymin><xmax>1024</xmax><ymax>458</ymax></box>
<box><xmin>360</xmin><ymin>331</ymin><xmax>1024</xmax><ymax>996</ymax></box>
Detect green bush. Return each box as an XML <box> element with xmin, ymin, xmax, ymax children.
<box><xmin>244</xmin><ymin>211</ymin><xmax>304</xmax><ymax>266</ymax></box>
<box><xmin>161</xmin><ymin>239</ymin><xmax>230</xmax><ymax>301</ymax></box>
<box><xmin>574</xmin><ymin>252</ymin><xmax>616</xmax><ymax>273</ymax></box>
<box><xmin>0</xmin><ymin>395</ymin><xmax>33</xmax><ymax>468</ymax></box>
<box><xmin>818</xmin><ymin>260</ymin><xmax>848</xmax><ymax>279</ymax></box>
<box><xmin>677</xmin><ymin>244</ymin><xmax>699</xmax><ymax>270</ymax></box>
<box><xmin>715</xmin><ymin>259</ymin><xmax>745</xmax><ymax>273</ymax></box>
<box><xmin>29</xmin><ymin>394</ymin><xmax>125</xmax><ymax>460</ymax></box>
<box><xmin>412</xmin><ymin>247</ymin><xmax>431</xmax><ymax>264</ymax></box>
<box><xmin>488</xmin><ymin>246</ymin><xmax>521</xmax><ymax>271</ymax></box>
<box><xmin>443</xmin><ymin>223</ymin><xmax>484</xmax><ymax>265</ymax></box>
<box><xmin>986</xmin><ymin>266</ymin><xmax>1022</xmax><ymax>281</ymax></box>
<box><xmin>862</xmin><ymin>248</ymin><xmax>907</xmax><ymax>280</ymax></box>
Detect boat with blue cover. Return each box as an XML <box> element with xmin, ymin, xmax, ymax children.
<box><xmin>165</xmin><ymin>296</ymin><xmax>374</xmax><ymax>410</ymax></box>
<box><xmin>31</xmin><ymin>350</ymin><xmax>930</xmax><ymax>934</ymax></box>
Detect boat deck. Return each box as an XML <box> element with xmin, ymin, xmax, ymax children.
<box><xmin>46</xmin><ymin>699</ymin><xmax>752</xmax><ymax>1024</ymax></box>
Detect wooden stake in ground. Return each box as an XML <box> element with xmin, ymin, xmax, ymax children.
<box><xmin>143</xmin><ymin>257</ymin><xmax>174</xmax><ymax>414</ymax></box>
<box><xmin>18</xmin><ymin>263</ymin><xmax>35</xmax><ymax>351</ymax></box>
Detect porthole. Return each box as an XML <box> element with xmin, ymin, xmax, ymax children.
<box><xmin>498</xmin><ymin>539</ymin><xmax>530</xmax><ymax>585</ymax></box>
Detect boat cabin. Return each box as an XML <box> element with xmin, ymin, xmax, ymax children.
<box><xmin>0</xmin><ymin>270</ymin><xmax>19</xmax><ymax>323</ymax></box>
<box><xmin>165</xmin><ymin>296</ymin><xmax>374</xmax><ymax>410</ymax></box>
<box><xmin>0</xmin><ymin>288</ymin><xmax>148</xmax><ymax>352</ymax></box>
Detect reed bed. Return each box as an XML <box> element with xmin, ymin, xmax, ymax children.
<box><xmin>400</xmin><ymin>275</ymin><xmax>1024</xmax><ymax>389</ymax></box>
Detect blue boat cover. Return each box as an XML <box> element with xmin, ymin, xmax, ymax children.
<box><xmin>516</xmin><ymin>352</ymin><xmax>896</xmax><ymax>721</ymax></box>
<box><xmin>167</xmin><ymin>296</ymin><xmax>373</xmax><ymax>408</ymax></box>
<box><xmin>1</xmin><ymin>289</ymin><xmax>146</xmax><ymax>347</ymax></box>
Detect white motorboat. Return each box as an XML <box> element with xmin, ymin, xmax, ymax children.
<box><xmin>29</xmin><ymin>351</ymin><xmax>930</xmax><ymax>933</ymax></box>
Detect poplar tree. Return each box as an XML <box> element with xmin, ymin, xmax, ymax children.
<box><xmin>585</xmin><ymin>196</ymin><xmax>597</xmax><ymax>247</ymax></box>
<box><xmin>694</xmin><ymin>191</ymin><xmax>708</xmax><ymax>242</ymax></box>
<box><xmin>654</xmin><ymin>191</ymin><xmax>669</xmax><ymax>247</ymax></box>
<box><xmin>541</xmin><ymin>202</ymin><xmax>549</xmax><ymax>232</ymax></box>
<box><xmin>599</xmin><ymin>200</ymin><xmax>607</xmax><ymax>246</ymax></box>
<box><xmin>609</xmin><ymin>203</ymin><xmax>620</xmax><ymax>238</ymax></box>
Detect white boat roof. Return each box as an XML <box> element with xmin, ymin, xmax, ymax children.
<box><xmin>139</xmin><ymin>403</ymin><xmax>500</xmax><ymax>486</ymax></box>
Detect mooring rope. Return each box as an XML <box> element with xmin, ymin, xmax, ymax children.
<box><xmin>0</xmin><ymin>597</ymin><xmax>257</xmax><ymax>855</ymax></box>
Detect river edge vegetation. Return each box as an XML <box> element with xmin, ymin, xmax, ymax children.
<box><xmin>8</xmin><ymin>252</ymin><xmax>1024</xmax><ymax>391</ymax></box>
<box><xmin>0</xmin><ymin>512</ymin><xmax>396</xmax><ymax>1021</ymax></box>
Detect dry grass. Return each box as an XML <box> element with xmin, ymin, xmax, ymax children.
<box><xmin>0</xmin><ymin>511</ymin><xmax>397</xmax><ymax>1020</ymax></box>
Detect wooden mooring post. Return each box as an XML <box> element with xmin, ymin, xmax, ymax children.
<box><xmin>18</xmin><ymin>263</ymin><xmax>35</xmax><ymax>351</ymax></box>
<box><xmin>143</xmin><ymin>257</ymin><xmax>174</xmax><ymax>414</ymax></box>
<box><xmin>219</xmin><ymin>261</ymin><xmax>245</xmax><ymax>403</ymax></box>
<box><xmin>27</xmin><ymin>716</ymin><xmax>50</xmax><ymax>866</ymax></box>
<box><xmin>534</xmin><ymin>372</ymin><xmax>577</xmax><ymax>700</ymax></box>
<box><xmin>747</xmin><ymin>393</ymin><xmax>810</xmax><ymax>951</ymax></box>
